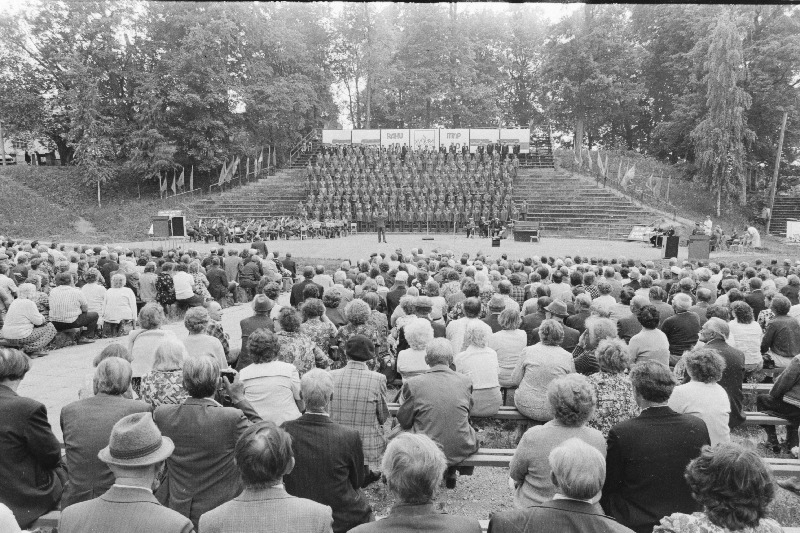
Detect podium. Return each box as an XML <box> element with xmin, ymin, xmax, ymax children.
<box><xmin>687</xmin><ymin>235</ymin><xmax>710</xmax><ymax>261</ymax></box>
<box><xmin>664</xmin><ymin>236</ymin><xmax>679</xmax><ymax>259</ymax></box>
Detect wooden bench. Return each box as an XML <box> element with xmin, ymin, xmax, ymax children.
<box><xmin>386</xmin><ymin>404</ymin><xmax>790</xmax><ymax>426</ymax></box>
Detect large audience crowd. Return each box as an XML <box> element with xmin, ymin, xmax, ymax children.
<box><xmin>2</xmin><ymin>237</ymin><xmax>800</xmax><ymax>533</ymax></box>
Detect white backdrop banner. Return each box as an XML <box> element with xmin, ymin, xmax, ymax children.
<box><xmin>380</xmin><ymin>129</ymin><xmax>410</xmax><ymax>147</ymax></box>
<box><xmin>351</xmin><ymin>129</ymin><xmax>381</xmax><ymax>146</ymax></box>
<box><xmin>440</xmin><ymin>129</ymin><xmax>470</xmax><ymax>151</ymax></box>
<box><xmin>322</xmin><ymin>130</ymin><xmax>352</xmax><ymax>145</ymax></box>
<box><xmin>410</xmin><ymin>129</ymin><xmax>439</xmax><ymax>150</ymax></box>
<box><xmin>500</xmin><ymin>128</ymin><xmax>531</xmax><ymax>153</ymax></box>
<box><xmin>469</xmin><ymin>129</ymin><xmax>499</xmax><ymax>152</ymax></box>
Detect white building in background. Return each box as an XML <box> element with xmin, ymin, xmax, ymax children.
<box><xmin>1</xmin><ymin>137</ymin><xmax>60</xmax><ymax>165</ymax></box>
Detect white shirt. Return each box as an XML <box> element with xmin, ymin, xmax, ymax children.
<box><xmin>727</xmin><ymin>320</ymin><xmax>764</xmax><ymax>366</ymax></box>
<box><xmin>239</xmin><ymin>360</ymin><xmax>302</xmax><ymax>425</ymax></box>
<box><xmin>668</xmin><ymin>381</ymin><xmax>730</xmax><ymax>446</ymax></box>
<box><xmin>455</xmin><ymin>345</ymin><xmax>500</xmax><ymax>390</ymax></box>
<box><xmin>397</xmin><ymin>348</ymin><xmax>429</xmax><ymax>378</ymax></box>
<box><xmin>102</xmin><ymin>287</ymin><xmax>138</xmax><ymax>323</ymax></box>
<box><xmin>747</xmin><ymin>227</ymin><xmax>761</xmax><ymax>248</ymax></box>
<box><xmin>172</xmin><ymin>271</ymin><xmax>195</xmax><ymax>300</ymax></box>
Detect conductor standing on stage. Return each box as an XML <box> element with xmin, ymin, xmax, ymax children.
<box><xmin>375</xmin><ymin>208</ymin><xmax>387</xmax><ymax>244</ymax></box>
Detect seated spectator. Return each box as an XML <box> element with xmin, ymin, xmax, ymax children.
<box><xmin>587</xmin><ymin>339</ymin><xmax>640</xmax><ymax>436</ymax></box>
<box><xmin>493</xmin><ymin>438</ymin><xmax>633</xmax><ymax>533</ymax></box>
<box><xmin>0</xmin><ymin>282</ymin><xmax>56</xmax><ymax>355</ymax></box>
<box><xmin>139</xmin><ymin>339</ymin><xmax>190</xmax><ymax>408</ymax></box>
<box><xmin>128</xmin><ymin>303</ymin><xmax>178</xmax><ymax>391</ymax></box>
<box><xmin>0</xmin><ymin>348</ymin><xmax>63</xmax><ymax>529</ymax></box>
<box><xmin>182</xmin><ymin>307</ymin><xmax>228</xmax><ymax>369</ymax></box>
<box><xmin>334</xmin><ymin>299</ymin><xmax>380</xmax><ymax>369</ymax></box>
<box><xmin>565</xmin><ymin>293</ymin><xmax>592</xmax><ymax>334</ymax></box>
<box><xmin>616</xmin><ymin>295</ymin><xmax>646</xmax><ymax>343</ymax></box>
<box><xmin>239</xmin><ymin>328</ymin><xmax>302</xmax><ymax>425</ymax></box>
<box><xmin>727</xmin><ymin>301</ymin><xmax>763</xmax><ymax>373</ymax></box>
<box><xmin>511</xmin><ymin>319</ymin><xmax>575</xmax><ymax>421</ymax></box>
<box><xmin>660</xmin><ymin>293</ymin><xmax>701</xmax><ymax>367</ymax></box>
<box><xmin>49</xmin><ymin>271</ymin><xmax>99</xmax><ymax>343</ymax></box>
<box><xmin>687</xmin><ymin>288</ymin><xmax>712</xmax><ymax>325</ymax></box>
<box><xmin>80</xmin><ymin>268</ymin><xmax>106</xmax><ymax>321</ymax></box>
<box><xmin>78</xmin><ymin>343</ymin><xmax>136</xmax><ymax>399</ymax></box>
<box><xmin>488</xmin><ymin>307</ymin><xmax>527</xmax><ymax>403</ymax></box>
<box><xmin>60</xmin><ymin>358</ymin><xmax>151</xmax><ymax>508</ymax></box>
<box><xmin>396</xmin><ymin>318</ymin><xmax>434</xmax><ymax>380</ymax></box>
<box><xmin>282</xmin><ymin>369</ymin><xmax>373</xmax><ymax>533</ymax></box>
<box><xmin>530</xmin><ymin>300</ymin><xmax>580</xmax><ymax>352</ymax></box>
<box><xmin>323</xmin><ymin>289</ymin><xmax>347</xmax><ymax>328</ymax></box>
<box><xmin>138</xmin><ymin>262</ymin><xmax>158</xmax><ymax>304</ymax></box>
<box><xmin>362</xmin><ymin>292</ymin><xmax>390</xmax><ymax>368</ymax></box>
<box><xmin>173</xmin><ymin>263</ymin><xmax>204</xmax><ymax>308</ymax></box>
<box><xmin>156</xmin><ymin>262</ymin><xmax>177</xmax><ymax>311</ymax></box>
<box><xmin>397</xmin><ymin>338</ymin><xmax>479</xmax><ymax>487</ymax></box>
<box><xmin>351</xmin><ymin>433</ymin><xmax>481</xmax><ymax>533</ymax></box>
<box><xmin>627</xmin><ymin>304</ymin><xmax>670</xmax><ymax>366</ymax></box>
<box><xmin>154</xmin><ymin>355</ymin><xmax>262</xmax><ymax>528</ymax></box>
<box><xmin>198</xmin><ymin>422</ymin><xmax>333</xmax><ymax>533</ymax></box>
<box><xmin>330</xmin><ymin>335</ymin><xmax>389</xmax><ymax>482</ymax></box>
<box><xmin>601</xmin><ymin>361</ymin><xmax>710</xmax><ymax>533</ymax></box>
<box><xmin>290</xmin><ymin>266</ymin><xmax>322</xmax><ymax>308</ymax></box>
<box><xmin>509</xmin><ymin>374</ymin><xmax>606</xmax><ymax>508</ymax></box>
<box><xmin>300</xmin><ymin>297</ymin><xmax>338</xmax><ymax>358</ymax></box>
<box><xmin>455</xmin><ymin>322</ymin><xmax>501</xmax><ymax>416</ymax></box>
<box><xmin>574</xmin><ymin>317</ymin><xmax>618</xmax><ymax>376</ymax></box>
<box><xmin>101</xmin><ymin>273</ymin><xmax>138</xmax><ymax>337</ymax></box>
<box><xmin>756</xmin><ymin>351</ymin><xmax>800</xmax><ymax>453</ymax></box>
<box><xmin>189</xmin><ymin>260</ymin><xmax>212</xmax><ymax>301</ymax></box>
<box><xmin>277</xmin><ymin>307</ymin><xmax>329</xmax><ymax>375</ymax></box>
<box><xmin>668</xmin><ymin>348</ymin><xmax>730</xmax><ymax>445</ymax></box>
<box><xmin>58</xmin><ymin>412</ymin><xmax>192</xmax><ymax>533</ymax></box>
<box><xmin>653</xmin><ymin>443</ymin><xmax>780</xmax><ymax>533</ymax></box>
<box><xmin>236</xmin><ymin>294</ymin><xmax>274</xmax><ymax>370</ymax></box>
<box><xmin>760</xmin><ymin>295</ymin><xmax>800</xmax><ymax>370</ymax></box>
<box><xmin>446</xmin><ymin>297</ymin><xmax>484</xmax><ymax>354</ymax></box>
<box><xmin>204</xmin><ymin>300</ymin><xmax>231</xmax><ymax>363</ymax></box>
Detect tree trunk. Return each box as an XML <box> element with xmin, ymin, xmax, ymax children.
<box><xmin>52</xmin><ymin>136</ymin><xmax>73</xmax><ymax>165</ymax></box>
<box><xmin>364</xmin><ymin>4</ymin><xmax>372</xmax><ymax>129</ymax></box>
<box><xmin>426</xmin><ymin>98</ymin><xmax>431</xmax><ymax>128</ymax></box>
<box><xmin>574</xmin><ymin>115</ymin><xmax>584</xmax><ymax>154</ymax></box>
<box><xmin>716</xmin><ymin>185</ymin><xmax>721</xmax><ymax>217</ymax></box>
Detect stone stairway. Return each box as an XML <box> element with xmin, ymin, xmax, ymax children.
<box><xmin>512</xmin><ymin>170</ymin><xmax>663</xmax><ymax>240</ymax></box>
<box><xmin>193</xmin><ymin>169</ymin><xmax>306</xmax><ymax>219</ymax></box>
<box><xmin>769</xmin><ymin>196</ymin><xmax>800</xmax><ymax>237</ymax></box>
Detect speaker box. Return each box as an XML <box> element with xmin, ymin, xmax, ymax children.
<box><xmin>152</xmin><ymin>216</ymin><xmax>170</xmax><ymax>238</ymax></box>
<box><xmin>170</xmin><ymin>216</ymin><xmax>186</xmax><ymax>238</ymax></box>
<box><xmin>491</xmin><ymin>237</ymin><xmax>500</xmax><ymax>248</ymax></box>
<box><xmin>664</xmin><ymin>236</ymin><xmax>680</xmax><ymax>259</ymax></box>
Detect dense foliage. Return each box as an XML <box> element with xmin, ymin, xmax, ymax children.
<box><xmin>0</xmin><ymin>2</ymin><xmax>798</xmax><ymax>209</ymax></box>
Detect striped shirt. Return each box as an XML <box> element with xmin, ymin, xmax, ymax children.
<box><xmin>49</xmin><ymin>285</ymin><xmax>87</xmax><ymax>323</ymax></box>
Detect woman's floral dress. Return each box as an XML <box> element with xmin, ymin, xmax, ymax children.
<box><xmin>300</xmin><ymin>319</ymin><xmax>338</xmax><ymax>358</ymax></box>
<box><xmin>586</xmin><ymin>371</ymin><xmax>640</xmax><ymax>437</ymax></box>
<box><xmin>277</xmin><ymin>330</ymin><xmax>330</xmax><ymax>375</ymax></box>
<box><xmin>334</xmin><ymin>322</ymin><xmax>380</xmax><ymax>370</ymax></box>
<box><xmin>156</xmin><ymin>273</ymin><xmax>176</xmax><ymax>306</ymax></box>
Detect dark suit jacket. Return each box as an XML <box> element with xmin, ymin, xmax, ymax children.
<box><xmin>290</xmin><ymin>279</ymin><xmax>324</xmax><ymax>307</ymax></box>
<box><xmin>616</xmin><ymin>315</ymin><xmax>642</xmax><ymax>343</ymax></box>
<box><xmin>520</xmin><ymin>311</ymin><xmax>546</xmax><ymax>345</ymax></box>
<box><xmin>351</xmin><ymin>503</ymin><xmax>480</xmax><ymax>533</ymax></box>
<box><xmin>601</xmin><ymin>406</ymin><xmax>710</xmax><ymax>533</ymax></box>
<box><xmin>745</xmin><ymin>289</ymin><xmax>766</xmax><ymax>318</ymax></box>
<box><xmin>780</xmin><ymin>284</ymin><xmax>800</xmax><ymax>306</ymax></box>
<box><xmin>489</xmin><ymin>499</ymin><xmax>634</xmax><ymax>533</ymax></box>
<box><xmin>283</xmin><ymin>258</ymin><xmax>297</xmax><ymax>277</ymax></box>
<box><xmin>205</xmin><ymin>266</ymin><xmax>229</xmax><ymax>301</ymax></box>
<box><xmin>483</xmin><ymin>313</ymin><xmax>503</xmax><ymax>333</ymax></box>
<box><xmin>60</xmin><ymin>394</ymin><xmax>152</xmax><ymax>508</ymax></box>
<box><xmin>385</xmin><ymin>286</ymin><xmax>407</xmax><ymax>319</ymax></box>
<box><xmin>251</xmin><ymin>241</ymin><xmax>268</xmax><ymax>257</ymax></box>
<box><xmin>565</xmin><ymin>310</ymin><xmax>591</xmax><ymax>334</ymax></box>
<box><xmin>59</xmin><ymin>485</ymin><xmax>193</xmax><ymax>533</ymax></box>
<box><xmin>529</xmin><ymin>322</ymin><xmax>580</xmax><ymax>352</ymax></box>
<box><xmin>237</xmin><ymin>314</ymin><xmax>274</xmax><ymax>370</ymax></box>
<box><xmin>282</xmin><ymin>413</ymin><xmax>372</xmax><ymax>533</ymax></box>
<box><xmin>0</xmin><ymin>384</ymin><xmax>62</xmax><ymax>528</ymax></box>
<box><xmin>154</xmin><ymin>397</ymin><xmax>262</xmax><ymax>529</ymax></box>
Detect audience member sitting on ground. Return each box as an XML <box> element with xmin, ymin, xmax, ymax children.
<box><xmin>173</xmin><ymin>263</ymin><xmax>205</xmax><ymax>308</ymax></box>
<box><xmin>0</xmin><ymin>348</ymin><xmax>63</xmax><ymax>530</ymax></box>
<box><xmin>198</xmin><ymin>421</ymin><xmax>333</xmax><ymax>533</ymax></box>
<box><xmin>153</xmin><ymin>355</ymin><xmax>262</xmax><ymax>529</ymax></box>
<box><xmin>49</xmin><ymin>271</ymin><xmax>99</xmax><ymax>344</ymax></box>
<box><xmin>587</xmin><ymin>339</ymin><xmax>640</xmax><ymax>437</ymax></box>
<box><xmin>511</xmin><ymin>319</ymin><xmax>574</xmax><ymax>422</ymax></box>
<box><xmin>182</xmin><ymin>307</ymin><xmax>228</xmax><ymax>369</ymax></box>
<box><xmin>239</xmin><ymin>328</ymin><xmax>303</xmax><ymax>425</ymax></box>
<box><xmin>330</xmin><ymin>335</ymin><xmax>389</xmax><ymax>485</ymax></box>
<box><xmin>455</xmin><ymin>322</ymin><xmax>501</xmax><ymax>417</ymax></box>
<box><xmin>489</xmin><ymin>307</ymin><xmax>526</xmax><ymax>405</ymax></box>
<box><xmin>0</xmin><ymin>282</ymin><xmax>56</xmax><ymax>355</ymax></box>
<box><xmin>509</xmin><ymin>373</ymin><xmax>605</xmax><ymax>508</ymax></box>
<box><xmin>282</xmin><ymin>369</ymin><xmax>373</xmax><ymax>533</ymax></box>
<box><xmin>60</xmin><ymin>358</ymin><xmax>151</xmax><ymax>508</ymax></box>
<box><xmin>351</xmin><ymin>433</ymin><xmax>481</xmax><ymax>533</ymax></box>
<box><xmin>102</xmin><ymin>273</ymin><xmax>138</xmax><ymax>337</ymax></box>
<box><xmin>653</xmin><ymin>443</ymin><xmax>781</xmax><ymax>533</ymax></box>
<box><xmin>601</xmin><ymin>361</ymin><xmax>710</xmax><ymax>533</ymax></box>
<box><xmin>57</xmin><ymin>412</ymin><xmax>193</xmax><ymax>533</ymax></box>
<box><xmin>493</xmin><ymin>438</ymin><xmax>634</xmax><ymax>533</ymax></box>
<box><xmin>397</xmin><ymin>337</ymin><xmax>479</xmax><ymax>489</ymax></box>
<box><xmin>139</xmin><ymin>339</ymin><xmax>190</xmax><ymax>408</ymax></box>
<box><xmin>668</xmin><ymin>348</ymin><xmax>730</xmax><ymax>446</ymax></box>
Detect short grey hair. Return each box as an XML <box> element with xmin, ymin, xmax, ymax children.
<box><xmin>382</xmin><ymin>433</ymin><xmax>447</xmax><ymax>504</ymax></box>
<box><xmin>498</xmin><ymin>308</ymin><xmax>521</xmax><ymax>330</ymax></box>
<box><xmin>630</xmin><ymin>295</ymin><xmax>650</xmax><ymax>314</ymax></box>
<box><xmin>404</xmin><ymin>319</ymin><xmax>434</xmax><ymax>351</ymax></box>
<box><xmin>425</xmin><ymin>338</ymin><xmax>454</xmax><ymax>367</ymax></box>
<box><xmin>17</xmin><ymin>283</ymin><xmax>37</xmax><ymax>300</ymax></box>
<box><xmin>584</xmin><ymin>317</ymin><xmax>617</xmax><ymax>350</ymax></box>
<box><xmin>93</xmin><ymin>357</ymin><xmax>132</xmax><ymax>396</ymax></box>
<box><xmin>547</xmin><ymin>373</ymin><xmax>596</xmax><ymax>427</ymax></box>
<box><xmin>549</xmin><ymin>438</ymin><xmax>606</xmax><ymax>500</ymax></box>
<box><xmin>153</xmin><ymin>339</ymin><xmax>187</xmax><ymax>371</ymax></box>
<box><xmin>183</xmin><ymin>355</ymin><xmax>220</xmax><ymax>398</ymax></box>
<box><xmin>703</xmin><ymin>317</ymin><xmax>730</xmax><ymax>341</ymax></box>
<box><xmin>138</xmin><ymin>303</ymin><xmax>165</xmax><ymax>330</ymax></box>
<box><xmin>539</xmin><ymin>319</ymin><xmax>565</xmax><ymax>346</ymax></box>
<box><xmin>111</xmin><ymin>273</ymin><xmax>127</xmax><ymax>289</ymax></box>
<box><xmin>184</xmin><ymin>307</ymin><xmax>210</xmax><ymax>334</ymax></box>
<box><xmin>301</xmin><ymin>368</ymin><xmax>333</xmax><ymax>412</ymax></box>
<box><xmin>463</xmin><ymin>322</ymin><xmax>490</xmax><ymax>349</ymax></box>
<box><xmin>672</xmin><ymin>293</ymin><xmax>692</xmax><ymax>311</ymax></box>
<box><xmin>575</xmin><ymin>293</ymin><xmax>592</xmax><ymax>310</ymax></box>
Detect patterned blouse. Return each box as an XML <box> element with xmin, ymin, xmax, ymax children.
<box><xmin>277</xmin><ymin>330</ymin><xmax>329</xmax><ymax>375</ymax></box>
<box><xmin>367</xmin><ymin>310</ymin><xmax>390</xmax><ymax>359</ymax></box>
<box><xmin>654</xmin><ymin>512</ymin><xmax>782</xmax><ymax>533</ymax></box>
<box><xmin>139</xmin><ymin>370</ymin><xmax>188</xmax><ymax>408</ymax></box>
<box><xmin>758</xmin><ymin>309</ymin><xmax>775</xmax><ymax>331</ymax></box>
<box><xmin>300</xmin><ymin>319</ymin><xmax>338</xmax><ymax>357</ymax></box>
<box><xmin>156</xmin><ymin>273</ymin><xmax>176</xmax><ymax>305</ymax></box>
<box><xmin>334</xmin><ymin>322</ymin><xmax>381</xmax><ymax>370</ymax></box>
<box><xmin>447</xmin><ymin>299</ymin><xmax>489</xmax><ymax>321</ymax></box>
<box><xmin>586</xmin><ymin>371</ymin><xmax>640</xmax><ymax>437</ymax></box>
<box><xmin>192</xmin><ymin>272</ymin><xmax>212</xmax><ymax>301</ymax></box>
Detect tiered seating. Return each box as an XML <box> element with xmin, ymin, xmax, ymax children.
<box><xmin>194</xmin><ymin>170</ymin><xmax>307</xmax><ymax>220</ymax></box>
<box><xmin>770</xmin><ymin>196</ymin><xmax>800</xmax><ymax>237</ymax></box>
<box><xmin>301</xmin><ymin>146</ymin><xmax>519</xmax><ymax>231</ymax></box>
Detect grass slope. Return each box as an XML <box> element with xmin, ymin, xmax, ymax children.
<box><xmin>0</xmin><ymin>166</ymin><xmax>197</xmax><ymax>243</ymax></box>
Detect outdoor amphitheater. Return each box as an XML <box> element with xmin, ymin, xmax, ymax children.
<box><xmin>1</xmin><ymin>2</ymin><xmax>799</xmax><ymax>533</ymax></box>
